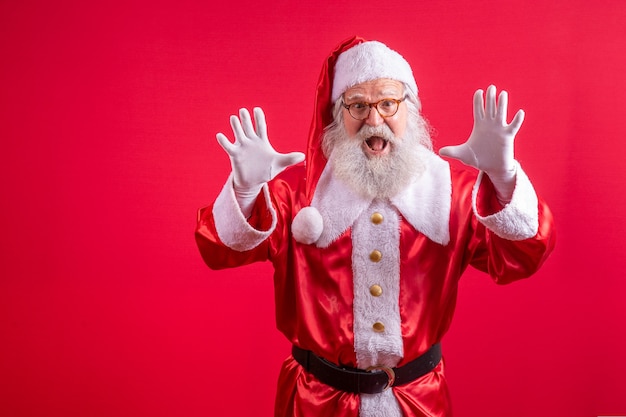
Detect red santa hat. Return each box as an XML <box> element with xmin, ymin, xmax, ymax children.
<box><xmin>294</xmin><ymin>37</ymin><xmax>417</xmax><ymax>244</ymax></box>
<box><xmin>304</xmin><ymin>36</ymin><xmax>418</xmax><ymax>201</ymax></box>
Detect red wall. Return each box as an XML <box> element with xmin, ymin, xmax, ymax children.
<box><xmin>1</xmin><ymin>1</ymin><xmax>625</xmax><ymax>416</ymax></box>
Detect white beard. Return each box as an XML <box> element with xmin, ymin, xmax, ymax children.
<box><xmin>323</xmin><ymin>113</ymin><xmax>432</xmax><ymax>200</ymax></box>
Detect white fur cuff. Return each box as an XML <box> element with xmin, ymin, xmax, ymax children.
<box><xmin>213</xmin><ymin>174</ymin><xmax>277</xmax><ymax>251</ymax></box>
<box><xmin>472</xmin><ymin>162</ymin><xmax>539</xmax><ymax>241</ymax></box>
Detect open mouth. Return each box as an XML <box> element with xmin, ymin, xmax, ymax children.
<box><xmin>365</xmin><ymin>136</ymin><xmax>389</xmax><ymax>152</ymax></box>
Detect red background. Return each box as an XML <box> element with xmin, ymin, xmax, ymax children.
<box><xmin>1</xmin><ymin>1</ymin><xmax>625</xmax><ymax>416</ymax></box>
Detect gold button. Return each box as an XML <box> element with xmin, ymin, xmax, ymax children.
<box><xmin>369</xmin><ymin>284</ymin><xmax>383</xmax><ymax>297</ymax></box>
<box><xmin>371</xmin><ymin>212</ymin><xmax>384</xmax><ymax>224</ymax></box>
<box><xmin>372</xmin><ymin>322</ymin><xmax>385</xmax><ymax>332</ymax></box>
<box><xmin>369</xmin><ymin>250</ymin><xmax>382</xmax><ymax>262</ymax></box>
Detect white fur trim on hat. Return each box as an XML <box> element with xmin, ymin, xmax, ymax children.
<box><xmin>331</xmin><ymin>41</ymin><xmax>418</xmax><ymax>102</ymax></box>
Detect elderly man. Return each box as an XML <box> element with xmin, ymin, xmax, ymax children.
<box><xmin>195</xmin><ymin>37</ymin><xmax>555</xmax><ymax>417</ymax></box>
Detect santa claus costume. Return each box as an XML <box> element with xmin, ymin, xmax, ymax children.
<box><xmin>196</xmin><ymin>36</ymin><xmax>555</xmax><ymax>417</ymax></box>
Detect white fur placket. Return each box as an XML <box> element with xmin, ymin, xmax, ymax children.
<box><xmin>352</xmin><ymin>199</ymin><xmax>404</xmax><ymax>417</ymax></box>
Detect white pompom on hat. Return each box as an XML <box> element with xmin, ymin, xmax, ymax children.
<box><xmin>331</xmin><ymin>41</ymin><xmax>418</xmax><ymax>102</ymax></box>
<box><xmin>292</xmin><ymin>206</ymin><xmax>324</xmax><ymax>245</ymax></box>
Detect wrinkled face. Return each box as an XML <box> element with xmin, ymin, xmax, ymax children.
<box><xmin>323</xmin><ymin>79</ymin><xmax>431</xmax><ymax>200</ymax></box>
<box><xmin>341</xmin><ymin>78</ymin><xmax>408</xmax><ymax>158</ymax></box>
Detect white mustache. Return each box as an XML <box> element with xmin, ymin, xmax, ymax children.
<box><xmin>356</xmin><ymin>124</ymin><xmax>396</xmax><ymax>142</ymax></box>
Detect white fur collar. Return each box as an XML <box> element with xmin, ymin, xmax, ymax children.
<box><xmin>311</xmin><ymin>147</ymin><xmax>451</xmax><ymax>247</ymax></box>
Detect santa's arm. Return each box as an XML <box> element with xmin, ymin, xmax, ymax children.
<box><xmin>441</xmin><ymin>86</ymin><xmax>555</xmax><ymax>278</ymax></box>
<box><xmin>207</xmin><ymin>107</ymin><xmax>304</xmax><ymax>252</ymax></box>
<box><xmin>467</xmin><ymin>184</ymin><xmax>556</xmax><ymax>284</ymax></box>
<box><xmin>195</xmin><ymin>195</ymin><xmax>275</xmax><ymax>269</ymax></box>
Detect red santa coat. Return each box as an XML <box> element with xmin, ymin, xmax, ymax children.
<box><xmin>196</xmin><ymin>145</ymin><xmax>555</xmax><ymax>416</ymax></box>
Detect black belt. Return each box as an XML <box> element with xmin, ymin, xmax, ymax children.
<box><xmin>292</xmin><ymin>343</ymin><xmax>441</xmax><ymax>394</ymax></box>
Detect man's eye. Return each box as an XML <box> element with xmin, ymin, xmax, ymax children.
<box><xmin>380</xmin><ymin>100</ymin><xmax>395</xmax><ymax>109</ymax></box>
<box><xmin>351</xmin><ymin>103</ymin><xmax>367</xmax><ymax>110</ymax></box>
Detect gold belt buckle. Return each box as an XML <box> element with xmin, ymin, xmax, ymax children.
<box><xmin>366</xmin><ymin>365</ymin><xmax>396</xmax><ymax>390</ymax></box>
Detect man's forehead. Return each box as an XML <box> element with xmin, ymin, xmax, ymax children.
<box><xmin>343</xmin><ymin>78</ymin><xmax>404</xmax><ymax>99</ymax></box>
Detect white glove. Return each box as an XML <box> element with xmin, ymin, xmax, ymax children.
<box><xmin>439</xmin><ymin>85</ymin><xmax>525</xmax><ymax>204</ymax></box>
<box><xmin>216</xmin><ymin>107</ymin><xmax>305</xmax><ymax>217</ymax></box>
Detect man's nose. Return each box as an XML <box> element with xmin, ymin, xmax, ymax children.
<box><xmin>364</xmin><ymin>106</ymin><xmax>385</xmax><ymax>126</ymax></box>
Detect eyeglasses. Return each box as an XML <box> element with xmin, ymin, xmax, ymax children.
<box><xmin>341</xmin><ymin>97</ymin><xmax>405</xmax><ymax>120</ymax></box>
